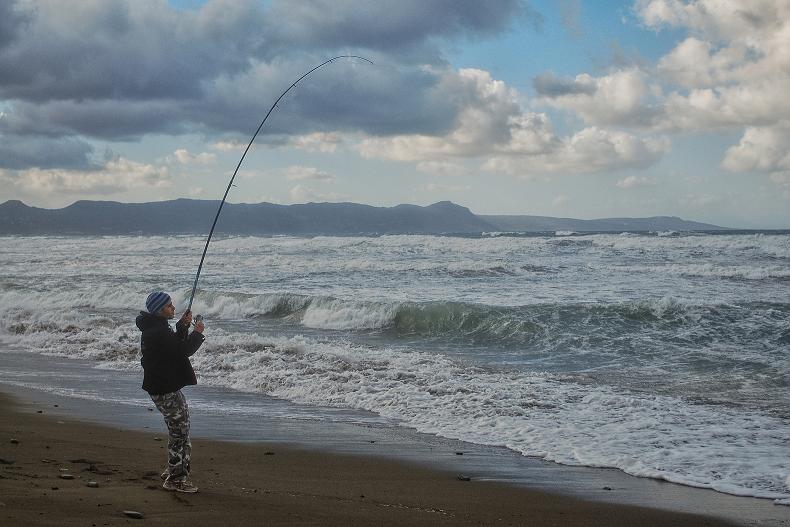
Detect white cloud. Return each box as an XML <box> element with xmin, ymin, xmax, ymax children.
<box><xmin>721</xmin><ymin>126</ymin><xmax>790</xmax><ymax>173</ymax></box>
<box><xmin>616</xmin><ymin>175</ymin><xmax>656</xmax><ymax>189</ymax></box>
<box><xmin>357</xmin><ymin>68</ymin><xmax>522</xmax><ymax>161</ymax></box>
<box><xmin>537</xmin><ymin>68</ymin><xmax>661</xmax><ymax>127</ymax></box>
<box><xmin>637</xmin><ymin>0</ymin><xmax>790</xmax><ymax>131</ymax></box>
<box><xmin>483</xmin><ymin>127</ymin><xmax>669</xmax><ymax>176</ymax></box>
<box><xmin>288</xmin><ymin>132</ymin><xmax>343</xmax><ymax>153</ymax></box>
<box><xmin>358</xmin><ymin>68</ymin><xmax>667</xmax><ymax>176</ymax></box>
<box><xmin>173</xmin><ymin>148</ymin><xmax>216</xmax><ymax>165</ymax></box>
<box><xmin>0</xmin><ymin>157</ymin><xmax>170</xmax><ymax>195</ymax></box>
<box><xmin>534</xmin><ymin>0</ymin><xmax>790</xmax><ymax>145</ymax></box>
<box><xmin>661</xmin><ymin>81</ymin><xmax>790</xmax><ymax>130</ymax></box>
<box><xmin>722</xmin><ymin>125</ymin><xmax>790</xmax><ymax>193</ymax></box>
<box><xmin>636</xmin><ymin>0</ymin><xmax>787</xmax><ymax>43</ymax></box>
<box><xmin>284</xmin><ymin>165</ymin><xmax>335</xmax><ymax>182</ymax></box>
<box><xmin>211</xmin><ymin>140</ymin><xmax>246</xmax><ymax>152</ymax></box>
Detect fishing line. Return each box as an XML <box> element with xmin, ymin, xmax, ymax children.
<box><xmin>187</xmin><ymin>55</ymin><xmax>373</xmax><ymax>314</ymax></box>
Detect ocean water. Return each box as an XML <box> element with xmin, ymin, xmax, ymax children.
<box><xmin>0</xmin><ymin>232</ymin><xmax>788</xmax><ymax>503</ymax></box>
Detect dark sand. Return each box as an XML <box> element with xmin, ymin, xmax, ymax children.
<box><xmin>0</xmin><ymin>391</ymin><xmax>736</xmax><ymax>527</ymax></box>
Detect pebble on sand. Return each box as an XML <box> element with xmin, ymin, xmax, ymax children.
<box><xmin>59</xmin><ymin>474</ymin><xmax>75</xmax><ymax>480</ymax></box>
<box><xmin>87</xmin><ymin>481</ymin><xmax>99</xmax><ymax>488</ymax></box>
<box><xmin>123</xmin><ymin>510</ymin><xmax>145</xmax><ymax>519</ymax></box>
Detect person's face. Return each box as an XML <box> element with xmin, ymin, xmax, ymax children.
<box><xmin>159</xmin><ymin>301</ymin><xmax>175</xmax><ymax>319</ymax></box>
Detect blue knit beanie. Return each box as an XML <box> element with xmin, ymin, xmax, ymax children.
<box><xmin>146</xmin><ymin>291</ymin><xmax>171</xmax><ymax>314</ymax></box>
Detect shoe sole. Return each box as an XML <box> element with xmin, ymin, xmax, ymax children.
<box><xmin>162</xmin><ymin>483</ymin><xmax>198</xmax><ymax>493</ymax></box>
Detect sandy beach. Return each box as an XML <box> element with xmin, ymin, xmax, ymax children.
<box><xmin>0</xmin><ymin>390</ymin><xmax>738</xmax><ymax>527</ymax></box>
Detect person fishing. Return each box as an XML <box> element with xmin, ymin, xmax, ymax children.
<box><xmin>136</xmin><ymin>291</ymin><xmax>205</xmax><ymax>493</ymax></box>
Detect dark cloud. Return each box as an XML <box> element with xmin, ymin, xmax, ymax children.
<box><xmin>0</xmin><ymin>134</ymin><xmax>96</xmax><ymax>170</ymax></box>
<box><xmin>533</xmin><ymin>72</ymin><xmax>596</xmax><ymax>97</ymax></box>
<box><xmin>0</xmin><ymin>0</ymin><xmax>30</xmax><ymax>48</ymax></box>
<box><xmin>0</xmin><ymin>0</ymin><xmax>268</xmax><ymax>102</ymax></box>
<box><xmin>2</xmin><ymin>61</ymin><xmax>460</xmax><ymax>140</ymax></box>
<box><xmin>264</xmin><ymin>0</ymin><xmax>529</xmax><ymax>54</ymax></box>
<box><xmin>3</xmin><ymin>100</ymin><xmax>189</xmax><ymax>140</ymax></box>
<box><xmin>0</xmin><ymin>0</ymin><xmax>532</xmax><ymax>169</ymax></box>
<box><xmin>197</xmin><ymin>61</ymin><xmax>460</xmax><ymax>137</ymax></box>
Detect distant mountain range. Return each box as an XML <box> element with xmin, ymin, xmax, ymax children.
<box><xmin>479</xmin><ymin>214</ymin><xmax>729</xmax><ymax>232</ymax></box>
<box><xmin>0</xmin><ymin>199</ymin><xmax>729</xmax><ymax>235</ymax></box>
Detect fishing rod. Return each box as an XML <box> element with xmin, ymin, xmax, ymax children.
<box><xmin>186</xmin><ymin>55</ymin><xmax>373</xmax><ymax>316</ymax></box>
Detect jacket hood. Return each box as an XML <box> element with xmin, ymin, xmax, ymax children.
<box><xmin>136</xmin><ymin>310</ymin><xmax>167</xmax><ymax>331</ymax></box>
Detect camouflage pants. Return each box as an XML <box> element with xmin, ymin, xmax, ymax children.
<box><xmin>150</xmin><ymin>390</ymin><xmax>191</xmax><ymax>481</ymax></box>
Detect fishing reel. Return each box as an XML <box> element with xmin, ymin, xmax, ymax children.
<box><xmin>193</xmin><ymin>314</ymin><xmax>204</xmax><ymax>327</ymax></box>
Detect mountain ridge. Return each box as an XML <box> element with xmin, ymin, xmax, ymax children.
<box><xmin>0</xmin><ymin>199</ymin><xmax>730</xmax><ymax>234</ymax></box>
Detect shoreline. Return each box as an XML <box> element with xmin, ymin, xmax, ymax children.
<box><xmin>2</xmin><ymin>348</ymin><xmax>789</xmax><ymax>526</ymax></box>
<box><xmin>0</xmin><ymin>389</ymin><xmax>738</xmax><ymax>527</ymax></box>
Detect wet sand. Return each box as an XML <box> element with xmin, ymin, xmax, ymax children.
<box><xmin>0</xmin><ymin>391</ymin><xmax>736</xmax><ymax>527</ymax></box>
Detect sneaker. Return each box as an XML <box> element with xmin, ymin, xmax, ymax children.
<box><xmin>162</xmin><ymin>479</ymin><xmax>198</xmax><ymax>493</ymax></box>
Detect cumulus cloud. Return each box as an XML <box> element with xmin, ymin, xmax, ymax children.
<box><xmin>722</xmin><ymin>126</ymin><xmax>790</xmax><ymax>192</ymax></box>
<box><xmin>284</xmin><ymin>165</ymin><xmax>335</xmax><ymax>182</ymax></box>
<box><xmin>484</xmin><ymin>127</ymin><xmax>669</xmax><ymax>176</ymax></box>
<box><xmin>721</xmin><ymin>126</ymin><xmax>790</xmax><ymax>173</ymax></box>
<box><xmin>0</xmin><ymin>157</ymin><xmax>170</xmax><ymax>196</ymax></box>
<box><xmin>661</xmin><ymin>80</ymin><xmax>790</xmax><ymax>130</ymax></box>
<box><xmin>535</xmin><ymin>68</ymin><xmax>662</xmax><ymax>127</ymax></box>
<box><xmin>287</xmin><ymin>132</ymin><xmax>344</xmax><ymax>153</ymax></box>
<box><xmin>173</xmin><ymin>149</ymin><xmax>217</xmax><ymax>165</ymax></box>
<box><xmin>534</xmin><ymin>1</ymin><xmax>790</xmax><ymax>136</ymax></box>
<box><xmin>211</xmin><ymin>140</ymin><xmax>246</xmax><ymax>152</ymax></box>
<box><xmin>637</xmin><ymin>0</ymin><xmax>790</xmax><ymax>131</ymax></box>
<box><xmin>358</xmin><ymin>68</ymin><xmax>531</xmax><ymax>160</ymax></box>
<box><xmin>359</xmin><ymin>68</ymin><xmax>668</xmax><ymax>175</ymax></box>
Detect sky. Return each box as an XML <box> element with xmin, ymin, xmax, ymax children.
<box><xmin>0</xmin><ymin>0</ymin><xmax>788</xmax><ymax>228</ymax></box>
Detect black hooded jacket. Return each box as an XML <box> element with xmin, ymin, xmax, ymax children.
<box><xmin>136</xmin><ymin>311</ymin><xmax>205</xmax><ymax>395</ymax></box>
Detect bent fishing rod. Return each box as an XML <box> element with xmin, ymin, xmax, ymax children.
<box><xmin>186</xmin><ymin>55</ymin><xmax>373</xmax><ymax>317</ymax></box>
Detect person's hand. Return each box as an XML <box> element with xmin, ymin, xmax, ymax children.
<box><xmin>179</xmin><ymin>310</ymin><xmax>192</xmax><ymax>326</ymax></box>
<box><xmin>194</xmin><ymin>320</ymin><xmax>205</xmax><ymax>334</ymax></box>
